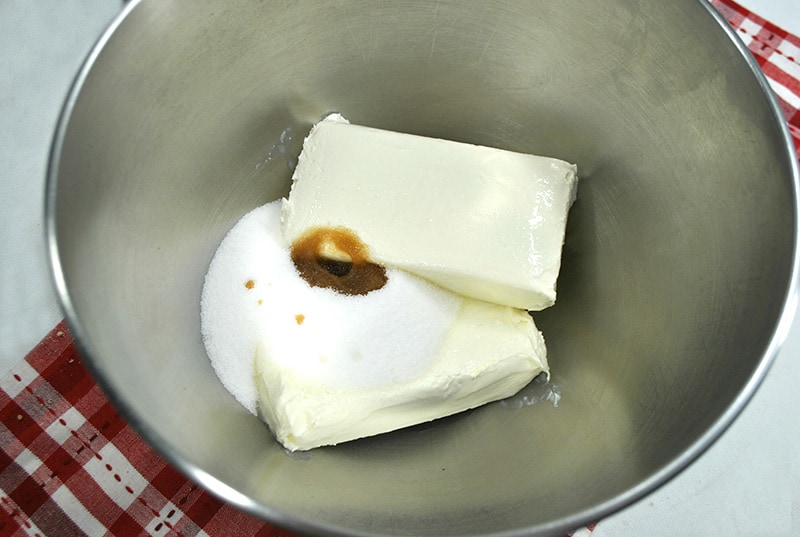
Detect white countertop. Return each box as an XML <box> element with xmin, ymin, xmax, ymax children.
<box><xmin>1</xmin><ymin>1</ymin><xmax>797</xmax><ymax>535</ymax></box>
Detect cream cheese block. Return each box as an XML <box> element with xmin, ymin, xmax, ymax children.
<box><xmin>200</xmin><ymin>201</ymin><xmax>547</xmax><ymax>451</ymax></box>
<box><xmin>256</xmin><ymin>299</ymin><xmax>546</xmax><ymax>451</ymax></box>
<box><xmin>281</xmin><ymin>114</ymin><xmax>578</xmax><ymax>311</ymax></box>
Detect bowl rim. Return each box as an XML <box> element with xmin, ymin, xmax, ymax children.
<box><xmin>44</xmin><ymin>1</ymin><xmax>800</xmax><ymax>536</ymax></box>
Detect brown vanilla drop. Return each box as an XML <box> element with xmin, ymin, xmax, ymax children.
<box><xmin>290</xmin><ymin>227</ymin><xmax>387</xmax><ymax>295</ymax></box>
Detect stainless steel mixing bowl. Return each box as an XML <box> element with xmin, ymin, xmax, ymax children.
<box><xmin>46</xmin><ymin>1</ymin><xmax>799</xmax><ymax>535</ymax></box>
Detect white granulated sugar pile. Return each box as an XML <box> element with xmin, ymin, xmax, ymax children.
<box><xmin>200</xmin><ymin>200</ymin><xmax>461</xmax><ymax>414</ymax></box>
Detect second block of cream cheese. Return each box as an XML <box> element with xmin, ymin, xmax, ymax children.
<box><xmin>281</xmin><ymin>114</ymin><xmax>578</xmax><ymax>311</ymax></box>
<box><xmin>200</xmin><ymin>201</ymin><xmax>548</xmax><ymax>452</ymax></box>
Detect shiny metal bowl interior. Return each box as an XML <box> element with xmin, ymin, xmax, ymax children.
<box><xmin>47</xmin><ymin>1</ymin><xmax>798</xmax><ymax>536</ymax></box>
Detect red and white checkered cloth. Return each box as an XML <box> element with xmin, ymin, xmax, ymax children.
<box><xmin>2</xmin><ymin>1</ymin><xmax>799</xmax><ymax>535</ymax></box>
<box><xmin>713</xmin><ymin>0</ymin><xmax>800</xmax><ymax>151</ymax></box>
<box><xmin>0</xmin><ymin>321</ymin><xmax>303</xmax><ymax>537</ymax></box>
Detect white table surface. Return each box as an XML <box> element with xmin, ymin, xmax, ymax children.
<box><xmin>1</xmin><ymin>1</ymin><xmax>797</xmax><ymax>535</ymax></box>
